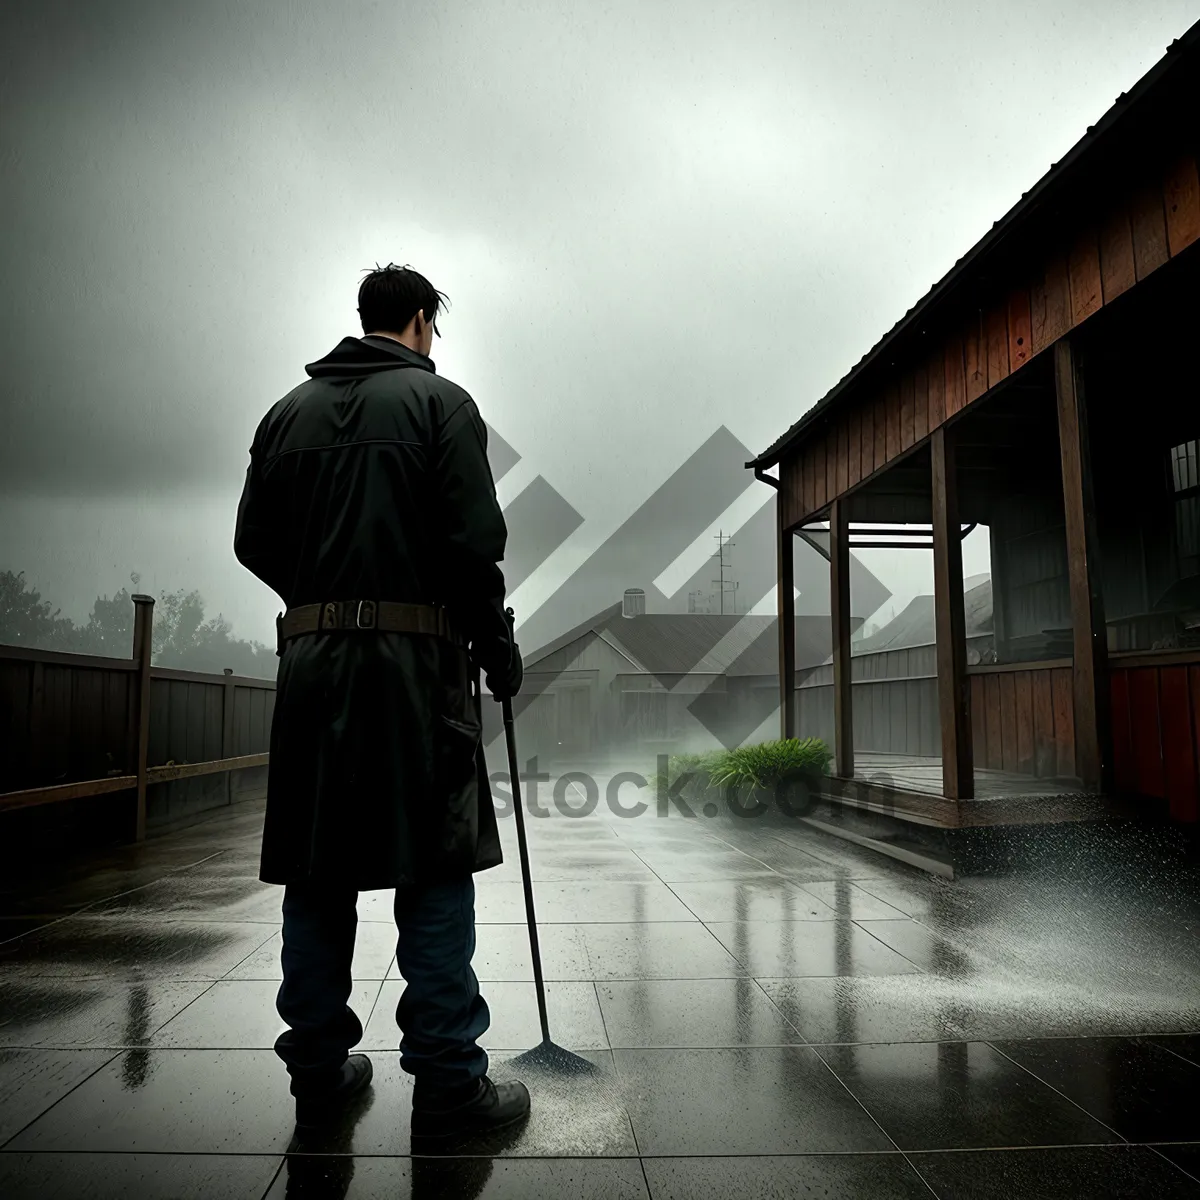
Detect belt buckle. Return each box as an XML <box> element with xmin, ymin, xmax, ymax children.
<box><xmin>356</xmin><ymin>600</ymin><xmax>377</xmax><ymax>630</ymax></box>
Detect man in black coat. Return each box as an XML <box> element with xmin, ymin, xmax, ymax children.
<box><xmin>234</xmin><ymin>264</ymin><xmax>529</xmax><ymax>1137</ymax></box>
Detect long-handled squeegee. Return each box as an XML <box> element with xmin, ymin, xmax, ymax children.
<box><xmin>496</xmin><ymin>607</ymin><xmax>596</xmax><ymax>1076</ymax></box>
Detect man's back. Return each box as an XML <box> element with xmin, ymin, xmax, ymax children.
<box><xmin>236</xmin><ymin>333</ymin><xmax>507</xmax><ymax>645</ymax></box>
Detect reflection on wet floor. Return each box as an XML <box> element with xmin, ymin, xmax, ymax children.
<box><xmin>0</xmin><ymin>778</ymin><xmax>1198</xmax><ymax>1197</ymax></box>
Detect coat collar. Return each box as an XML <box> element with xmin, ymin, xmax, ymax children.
<box><xmin>305</xmin><ymin>335</ymin><xmax>437</xmax><ymax>378</ymax></box>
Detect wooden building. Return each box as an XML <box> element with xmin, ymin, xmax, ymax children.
<box><xmin>748</xmin><ymin>24</ymin><xmax>1200</xmax><ymax>833</ymax></box>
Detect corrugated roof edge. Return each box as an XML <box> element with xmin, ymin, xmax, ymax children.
<box><xmin>745</xmin><ymin>20</ymin><xmax>1200</xmax><ymax>471</ymax></box>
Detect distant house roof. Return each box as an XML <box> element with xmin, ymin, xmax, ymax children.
<box><xmin>525</xmin><ymin>611</ymin><xmax>859</xmax><ymax>677</ymax></box>
<box><xmin>851</xmin><ymin>578</ymin><xmax>993</xmax><ymax>655</ymax></box>
<box><xmin>746</xmin><ymin>21</ymin><xmax>1200</xmax><ymax>471</ymax></box>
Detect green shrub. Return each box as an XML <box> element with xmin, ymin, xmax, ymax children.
<box><xmin>707</xmin><ymin>737</ymin><xmax>832</xmax><ymax>791</ymax></box>
<box><xmin>650</xmin><ymin>739</ymin><xmax>830</xmax><ymax>797</ymax></box>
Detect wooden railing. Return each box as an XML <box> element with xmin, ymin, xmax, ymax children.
<box><xmin>0</xmin><ymin>594</ymin><xmax>274</xmax><ymax>839</ymax></box>
<box><xmin>968</xmin><ymin>659</ymin><xmax>1075</xmax><ymax>780</ymax></box>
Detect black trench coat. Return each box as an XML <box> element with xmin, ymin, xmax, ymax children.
<box><xmin>233</xmin><ymin>335</ymin><xmax>511</xmax><ymax>889</ymax></box>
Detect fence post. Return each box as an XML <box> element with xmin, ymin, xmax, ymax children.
<box><xmin>131</xmin><ymin>594</ymin><xmax>155</xmax><ymax>841</ymax></box>
<box><xmin>222</xmin><ymin>668</ymin><xmax>235</xmax><ymax>805</ymax></box>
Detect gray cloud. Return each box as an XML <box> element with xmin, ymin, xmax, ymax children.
<box><xmin>1</xmin><ymin>0</ymin><xmax>1194</xmax><ymax>635</ymax></box>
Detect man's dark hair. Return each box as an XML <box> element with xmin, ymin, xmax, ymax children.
<box><xmin>357</xmin><ymin>263</ymin><xmax>449</xmax><ymax>337</ymax></box>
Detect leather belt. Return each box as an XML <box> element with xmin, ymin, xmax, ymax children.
<box><xmin>276</xmin><ymin>600</ymin><xmax>466</xmax><ymax>655</ymax></box>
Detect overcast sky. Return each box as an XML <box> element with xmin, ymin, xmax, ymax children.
<box><xmin>2</xmin><ymin>0</ymin><xmax>1195</xmax><ymax>644</ymax></box>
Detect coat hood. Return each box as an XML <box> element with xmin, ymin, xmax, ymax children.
<box><xmin>305</xmin><ymin>335</ymin><xmax>436</xmax><ymax>379</ymax></box>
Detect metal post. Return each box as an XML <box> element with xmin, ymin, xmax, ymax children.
<box><xmin>130</xmin><ymin>594</ymin><xmax>155</xmax><ymax>841</ymax></box>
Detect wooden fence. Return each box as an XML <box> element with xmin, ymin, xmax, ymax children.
<box><xmin>0</xmin><ymin>593</ymin><xmax>273</xmax><ymax>841</ymax></box>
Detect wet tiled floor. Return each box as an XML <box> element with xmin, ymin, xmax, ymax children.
<box><xmin>2</xmin><ymin>772</ymin><xmax>1200</xmax><ymax>1197</ymax></box>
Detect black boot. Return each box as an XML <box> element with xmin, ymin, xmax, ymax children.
<box><xmin>411</xmin><ymin>1075</ymin><xmax>531</xmax><ymax>1138</ymax></box>
<box><xmin>294</xmin><ymin>1053</ymin><xmax>373</xmax><ymax>1130</ymax></box>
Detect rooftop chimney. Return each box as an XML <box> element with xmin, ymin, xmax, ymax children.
<box><xmin>622</xmin><ymin>588</ymin><xmax>646</xmax><ymax>618</ymax></box>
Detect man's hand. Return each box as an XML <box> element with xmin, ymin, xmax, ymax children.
<box><xmin>485</xmin><ymin>640</ymin><xmax>523</xmax><ymax>701</ymax></box>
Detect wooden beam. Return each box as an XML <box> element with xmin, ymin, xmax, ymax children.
<box><xmin>0</xmin><ymin>753</ymin><xmax>271</xmax><ymax>814</ymax></box>
<box><xmin>777</xmin><ymin>509</ymin><xmax>796</xmax><ymax>739</ymax></box>
<box><xmin>1054</xmin><ymin>338</ymin><xmax>1112</xmax><ymax>790</ymax></box>
<box><xmin>148</xmin><ymin>753</ymin><xmax>270</xmax><ymax>785</ymax></box>
<box><xmin>0</xmin><ymin>774</ymin><xmax>137</xmax><ymax>813</ymax></box>
<box><xmin>829</xmin><ymin>498</ymin><xmax>853</xmax><ymax>778</ymax></box>
<box><xmin>131</xmin><ymin>594</ymin><xmax>155</xmax><ymax>841</ymax></box>
<box><xmin>931</xmin><ymin>427</ymin><xmax>973</xmax><ymax>799</ymax></box>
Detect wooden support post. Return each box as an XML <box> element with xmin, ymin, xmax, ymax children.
<box><xmin>1054</xmin><ymin>337</ymin><xmax>1112</xmax><ymax>790</ymax></box>
<box><xmin>932</xmin><ymin>428</ymin><xmax>974</xmax><ymax>799</ymax></box>
<box><xmin>829</xmin><ymin>498</ymin><xmax>854</xmax><ymax>778</ymax></box>
<box><xmin>777</xmin><ymin>513</ymin><xmax>796</xmax><ymax>739</ymax></box>
<box><xmin>222</xmin><ymin>667</ymin><xmax>236</xmax><ymax>805</ymax></box>
<box><xmin>131</xmin><ymin>594</ymin><xmax>155</xmax><ymax>841</ymax></box>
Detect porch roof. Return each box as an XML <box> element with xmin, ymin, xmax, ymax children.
<box><xmin>746</xmin><ymin>21</ymin><xmax>1200</xmax><ymax>472</ymax></box>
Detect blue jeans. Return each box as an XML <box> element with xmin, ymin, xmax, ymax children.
<box><xmin>275</xmin><ymin>876</ymin><xmax>490</xmax><ymax>1098</ymax></box>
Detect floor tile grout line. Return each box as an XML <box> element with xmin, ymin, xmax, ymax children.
<box><xmin>0</xmin><ymin>1046</ymin><xmax>125</xmax><ymax>1152</ymax></box>
<box><xmin>847</xmin><ymin>915</ymin><xmax>934</xmax><ymax>973</ymax></box>
<box><xmin>139</xmin><ymin>977</ymin><xmax>225</xmax><ymax>1044</ymax></box>
<box><xmin>1146</xmin><ymin>1035</ymin><xmax>1200</xmax><ymax>1069</ymax></box>
<box><xmin>983</xmin><ymin>1040</ymin><xmax>1132</xmax><ymax>1145</ymax></box>
<box><xmin>0</xmin><ymin>1145</ymin><xmax>1173</xmax><ymax>1159</ymax></box>
<box><xmin>12</xmin><ymin>1033</ymin><xmax>1199</xmax><ymax>1053</ymax></box>
<box><xmin>1145</xmin><ymin>1142</ymin><xmax>1200</xmax><ymax>1186</ymax></box>
<box><xmin>258</xmin><ymin>1156</ymin><xmax>287</xmax><ymax>1200</ymax></box>
<box><xmin>802</xmin><ymin>1039</ymin><xmax>923</xmax><ymax>1167</ymax></box>
<box><xmin>897</xmin><ymin>1150</ymin><xmax>949</xmax><ymax>1198</ymax></box>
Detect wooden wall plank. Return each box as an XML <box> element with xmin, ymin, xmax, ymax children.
<box><xmin>1015</xmin><ymin>671</ymin><xmax>1035</xmax><ymax>775</ymax></box>
<box><xmin>985</xmin><ymin>303</ymin><xmax>1009</xmax><ymax>390</ymax></box>
<box><xmin>1029</xmin><ymin>273</ymin><xmax>1050</xmax><ymax>355</ymax></box>
<box><xmin>999</xmin><ymin>671</ymin><xmax>1018</xmax><ymax>772</ymax></box>
<box><xmin>964</xmin><ymin>314</ymin><xmax>986</xmax><ymax>404</ymax></box>
<box><xmin>826</xmin><ymin>428</ymin><xmax>838</xmax><ymax>506</ymax></box>
<box><xmin>885</xmin><ymin>383</ymin><xmax>901</xmax><ymax>463</ymax></box>
<box><xmin>1033</xmin><ymin>669</ymin><xmax>1057</xmax><ymax>778</ymax></box>
<box><xmin>802</xmin><ymin>448</ymin><xmax>816</xmax><ymax>518</ymax></box>
<box><xmin>1007</xmin><ymin>287</ymin><xmax>1032</xmax><ymax>374</ymax></box>
<box><xmin>861</xmin><ymin>397</ymin><xmax>876</xmax><ymax>479</ymax></box>
<box><xmin>900</xmin><ymin>372</ymin><xmax>915</xmax><ymax>451</ymax></box>
<box><xmin>927</xmin><ymin>347</ymin><xmax>946</xmax><ymax>431</ymax></box>
<box><xmin>1098</xmin><ymin>206</ymin><xmax>1137</xmax><ymax>303</ymax></box>
<box><xmin>1163</xmin><ymin>152</ymin><xmax>1200</xmax><ymax>257</ymax></box>
<box><xmin>1160</xmin><ymin>666</ymin><xmax>1197</xmax><ymax>821</ymax></box>
<box><xmin>1042</xmin><ymin>252</ymin><xmax>1072</xmax><ymax>345</ymax></box>
<box><xmin>1192</xmin><ymin>666</ymin><xmax>1200</xmax><ymax>819</ymax></box>
<box><xmin>814</xmin><ymin>433</ymin><xmax>828</xmax><ymax>511</ymax></box>
<box><xmin>971</xmin><ymin>675</ymin><xmax>986</xmax><ymax>766</ymax></box>
<box><xmin>1051</xmin><ymin>667</ymin><xmax>1075</xmax><ymax>778</ymax></box>
<box><xmin>984</xmin><ymin>673</ymin><xmax>1002</xmax><ymax>770</ymax></box>
<box><xmin>913</xmin><ymin>360</ymin><xmax>930</xmax><ymax>443</ymax></box>
<box><xmin>1130</xmin><ymin>182</ymin><xmax>1169</xmax><ymax>281</ymax></box>
<box><xmin>874</xmin><ymin>392</ymin><xmax>887</xmax><ymax>469</ymax></box>
<box><xmin>1110</xmin><ymin>669</ymin><xmax>1134</xmax><ymax>792</ymax></box>
<box><xmin>1128</xmin><ymin>666</ymin><xmax>1164</xmax><ymax>798</ymax></box>
<box><xmin>848</xmin><ymin>405</ymin><xmax>862</xmax><ymax>488</ymax></box>
<box><xmin>836</xmin><ymin>421</ymin><xmax>849</xmax><ymax>496</ymax></box>
<box><xmin>944</xmin><ymin>334</ymin><xmax>966</xmax><ymax>419</ymax></box>
<box><xmin>1068</xmin><ymin>227</ymin><xmax>1103</xmax><ymax>325</ymax></box>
